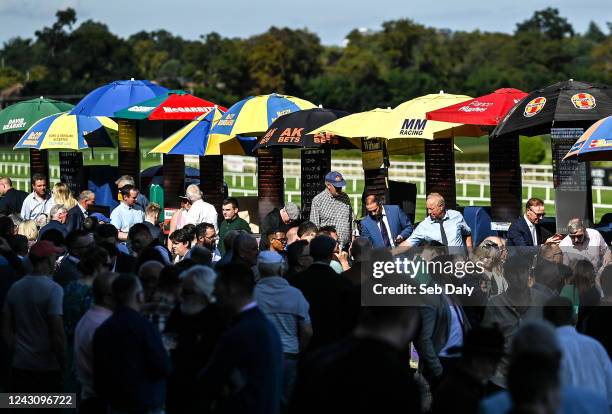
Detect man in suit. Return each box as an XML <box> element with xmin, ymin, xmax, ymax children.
<box><xmin>93</xmin><ymin>274</ymin><xmax>171</xmax><ymax>413</ymax></box>
<box><xmin>0</xmin><ymin>177</ymin><xmax>27</xmax><ymax>216</ymax></box>
<box><xmin>198</xmin><ymin>263</ymin><xmax>283</xmax><ymax>414</ymax></box>
<box><xmin>66</xmin><ymin>190</ymin><xmax>95</xmax><ymax>233</ymax></box>
<box><xmin>292</xmin><ymin>235</ymin><xmax>354</xmax><ymax>350</ymax></box>
<box><xmin>507</xmin><ymin>197</ymin><xmax>555</xmax><ymax>247</ymax></box>
<box><xmin>415</xmin><ymin>254</ymin><xmax>471</xmax><ymax>391</ymax></box>
<box><xmin>360</xmin><ymin>193</ymin><xmax>413</xmax><ymax>248</ymax></box>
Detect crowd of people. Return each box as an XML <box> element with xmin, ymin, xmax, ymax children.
<box><xmin>0</xmin><ymin>170</ymin><xmax>611</xmax><ymax>414</ymax></box>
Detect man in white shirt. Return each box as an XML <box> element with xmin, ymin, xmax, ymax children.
<box><xmin>20</xmin><ymin>173</ymin><xmax>53</xmax><ymax>220</ymax></box>
<box><xmin>110</xmin><ymin>185</ymin><xmax>144</xmax><ymax>241</ymax></box>
<box><xmin>544</xmin><ymin>296</ymin><xmax>612</xmax><ymax>404</ymax></box>
<box><xmin>184</xmin><ymin>184</ymin><xmax>218</xmax><ymax>232</ymax></box>
<box><xmin>559</xmin><ymin>218</ymin><xmax>611</xmax><ymax>273</ymax></box>
<box><xmin>74</xmin><ymin>272</ymin><xmax>117</xmax><ymax>411</ymax></box>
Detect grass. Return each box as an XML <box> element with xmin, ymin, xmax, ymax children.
<box><xmin>1</xmin><ymin>136</ymin><xmax>610</xmax><ymax>223</ymax></box>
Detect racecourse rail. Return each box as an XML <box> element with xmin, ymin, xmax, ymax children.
<box><xmin>1</xmin><ymin>154</ymin><xmax>610</xmax><ymax>219</ymax></box>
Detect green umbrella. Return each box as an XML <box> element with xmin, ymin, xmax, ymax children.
<box><xmin>0</xmin><ymin>97</ymin><xmax>74</xmax><ymax>135</ymax></box>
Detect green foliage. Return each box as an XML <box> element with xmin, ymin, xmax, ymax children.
<box><xmin>520</xmin><ymin>136</ymin><xmax>546</xmax><ymax>164</ymax></box>
<box><xmin>1</xmin><ymin>7</ymin><xmax>610</xmax><ymax>112</ymax></box>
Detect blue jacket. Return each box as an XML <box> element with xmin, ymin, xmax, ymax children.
<box><xmin>506</xmin><ymin>216</ymin><xmax>551</xmax><ymax>247</ymax></box>
<box><xmin>93</xmin><ymin>306</ymin><xmax>171</xmax><ymax>412</ymax></box>
<box><xmin>360</xmin><ymin>205</ymin><xmax>413</xmax><ymax>248</ymax></box>
<box><xmin>198</xmin><ymin>306</ymin><xmax>283</xmax><ymax>414</ymax></box>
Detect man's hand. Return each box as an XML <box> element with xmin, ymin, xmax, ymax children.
<box><xmin>395</xmin><ymin>235</ymin><xmax>405</xmax><ymax>245</ymax></box>
<box><xmin>336</xmin><ymin>251</ymin><xmax>350</xmax><ymax>271</ymax></box>
<box><xmin>545</xmin><ymin>236</ymin><xmax>562</xmax><ymax>244</ymax></box>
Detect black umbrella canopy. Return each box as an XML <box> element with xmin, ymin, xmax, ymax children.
<box><xmin>492</xmin><ymin>80</ymin><xmax>612</xmax><ymax>137</ymax></box>
<box><xmin>255</xmin><ymin>108</ymin><xmax>356</xmax><ymax>150</ymax></box>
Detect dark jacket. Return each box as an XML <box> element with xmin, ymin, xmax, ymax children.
<box><xmin>93</xmin><ymin>306</ymin><xmax>171</xmax><ymax>412</ymax></box>
<box><xmin>198</xmin><ymin>306</ymin><xmax>283</xmax><ymax>414</ymax></box>
<box><xmin>66</xmin><ymin>204</ymin><xmax>87</xmax><ymax>233</ymax></box>
<box><xmin>115</xmin><ymin>251</ymin><xmax>136</xmax><ymax>274</ymax></box>
<box><xmin>415</xmin><ymin>291</ymin><xmax>471</xmax><ymax>380</ymax></box>
<box><xmin>290</xmin><ymin>337</ymin><xmax>422</xmax><ymax>414</ymax></box>
<box><xmin>506</xmin><ymin>216</ymin><xmax>551</xmax><ymax>247</ymax></box>
<box><xmin>292</xmin><ymin>263</ymin><xmax>354</xmax><ymax>350</ymax></box>
<box><xmin>432</xmin><ymin>364</ymin><xmax>488</xmax><ymax>414</ymax></box>
<box><xmin>0</xmin><ymin>188</ymin><xmax>28</xmax><ymax>216</ymax></box>
<box><xmin>360</xmin><ymin>205</ymin><xmax>413</xmax><ymax>248</ymax></box>
<box><xmin>53</xmin><ymin>255</ymin><xmax>81</xmax><ymax>288</ymax></box>
<box><xmin>38</xmin><ymin>219</ymin><xmax>68</xmax><ymax>239</ymax></box>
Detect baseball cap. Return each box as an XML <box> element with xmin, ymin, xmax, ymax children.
<box><xmin>325</xmin><ymin>171</ymin><xmax>346</xmax><ymax>188</ymax></box>
<box><xmin>29</xmin><ymin>240</ymin><xmax>64</xmax><ymax>257</ymax></box>
<box><xmin>283</xmin><ymin>202</ymin><xmax>300</xmax><ymax>221</ymax></box>
<box><xmin>258</xmin><ymin>251</ymin><xmax>284</xmax><ymax>264</ymax></box>
<box><xmin>90</xmin><ymin>212</ymin><xmax>111</xmax><ymax>224</ymax></box>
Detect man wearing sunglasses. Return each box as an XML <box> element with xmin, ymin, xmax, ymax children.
<box><xmin>507</xmin><ymin>198</ymin><xmax>555</xmax><ymax>247</ymax></box>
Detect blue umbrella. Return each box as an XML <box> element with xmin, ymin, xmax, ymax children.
<box><xmin>71</xmin><ymin>79</ymin><xmax>168</xmax><ymax>117</ymax></box>
<box><xmin>564</xmin><ymin>116</ymin><xmax>612</xmax><ymax>161</ymax></box>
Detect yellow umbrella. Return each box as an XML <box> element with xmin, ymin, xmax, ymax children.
<box><xmin>309</xmin><ymin>93</ymin><xmax>485</xmax><ymax>140</ymax></box>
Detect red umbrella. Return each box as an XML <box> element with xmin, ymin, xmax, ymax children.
<box><xmin>426</xmin><ymin>88</ymin><xmax>528</xmax><ymax>126</ymax></box>
<box><xmin>114</xmin><ymin>90</ymin><xmax>228</xmax><ymax>121</ymax></box>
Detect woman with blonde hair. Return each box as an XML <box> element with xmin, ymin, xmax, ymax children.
<box><xmin>472</xmin><ymin>239</ymin><xmax>508</xmax><ymax>297</ymax></box>
<box><xmin>17</xmin><ymin>219</ymin><xmax>39</xmax><ymax>248</ymax></box>
<box><xmin>52</xmin><ymin>182</ymin><xmax>77</xmax><ymax>210</ymax></box>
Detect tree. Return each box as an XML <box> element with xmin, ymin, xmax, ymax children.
<box><xmin>515</xmin><ymin>8</ymin><xmax>574</xmax><ymax>40</ymax></box>
<box><xmin>585</xmin><ymin>21</ymin><xmax>606</xmax><ymax>42</ymax></box>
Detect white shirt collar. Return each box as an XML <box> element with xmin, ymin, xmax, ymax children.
<box><xmin>524</xmin><ymin>214</ymin><xmax>535</xmax><ymax>229</ymax></box>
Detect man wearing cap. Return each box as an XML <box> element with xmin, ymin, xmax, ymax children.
<box><xmin>309</xmin><ymin>171</ymin><xmax>354</xmax><ymax>250</ymax></box>
<box><xmin>1</xmin><ymin>240</ymin><xmax>66</xmax><ymax>393</ymax></box>
<box><xmin>254</xmin><ymin>250</ymin><xmax>312</xmax><ymax>409</ymax></box>
<box><xmin>260</xmin><ymin>202</ymin><xmax>301</xmax><ymax>250</ymax></box>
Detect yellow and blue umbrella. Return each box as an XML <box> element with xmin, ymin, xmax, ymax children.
<box><xmin>210</xmin><ymin>93</ymin><xmax>316</xmax><ymax>138</ymax></box>
<box><xmin>563</xmin><ymin>116</ymin><xmax>612</xmax><ymax>161</ymax></box>
<box><xmin>14</xmin><ymin>112</ymin><xmax>117</xmax><ymax>150</ymax></box>
<box><xmin>149</xmin><ymin>108</ymin><xmax>256</xmax><ymax>156</ymax></box>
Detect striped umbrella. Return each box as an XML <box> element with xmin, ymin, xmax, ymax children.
<box><xmin>210</xmin><ymin>93</ymin><xmax>316</xmax><ymax>138</ymax></box>
<box><xmin>14</xmin><ymin>112</ymin><xmax>116</xmax><ymax>150</ymax></box>
<box><xmin>149</xmin><ymin>108</ymin><xmax>256</xmax><ymax>156</ymax></box>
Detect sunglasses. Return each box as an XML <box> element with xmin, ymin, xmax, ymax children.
<box><xmin>528</xmin><ymin>208</ymin><xmax>545</xmax><ymax>218</ymax></box>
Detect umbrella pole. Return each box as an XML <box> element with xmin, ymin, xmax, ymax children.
<box><xmin>301</xmin><ymin>147</ymin><xmax>331</xmax><ymax>220</ymax></box>
<box><xmin>162</xmin><ymin>122</ymin><xmax>186</xmax><ymax>209</ymax></box>
<box><xmin>29</xmin><ymin>149</ymin><xmax>49</xmax><ymax>188</ymax></box>
<box><xmin>424</xmin><ymin>138</ymin><xmax>456</xmax><ymax>210</ymax></box>
<box><xmin>117</xmin><ymin>119</ymin><xmax>141</xmax><ymax>187</ymax></box>
<box><xmin>257</xmin><ymin>147</ymin><xmax>284</xmax><ymax>224</ymax></box>
<box><xmin>489</xmin><ymin>135</ymin><xmax>522</xmax><ymax>227</ymax></box>
<box><xmin>199</xmin><ymin>155</ymin><xmax>224</xmax><ymax>217</ymax></box>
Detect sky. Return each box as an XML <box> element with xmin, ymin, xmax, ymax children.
<box><xmin>0</xmin><ymin>0</ymin><xmax>609</xmax><ymax>46</ymax></box>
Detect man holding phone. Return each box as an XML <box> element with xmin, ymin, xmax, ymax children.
<box><xmin>359</xmin><ymin>192</ymin><xmax>413</xmax><ymax>248</ymax></box>
<box><xmin>507</xmin><ymin>198</ymin><xmax>557</xmax><ymax>247</ymax></box>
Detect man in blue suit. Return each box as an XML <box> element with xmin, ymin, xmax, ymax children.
<box><xmin>359</xmin><ymin>193</ymin><xmax>413</xmax><ymax>248</ymax></box>
<box><xmin>507</xmin><ymin>198</ymin><xmax>554</xmax><ymax>247</ymax></box>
